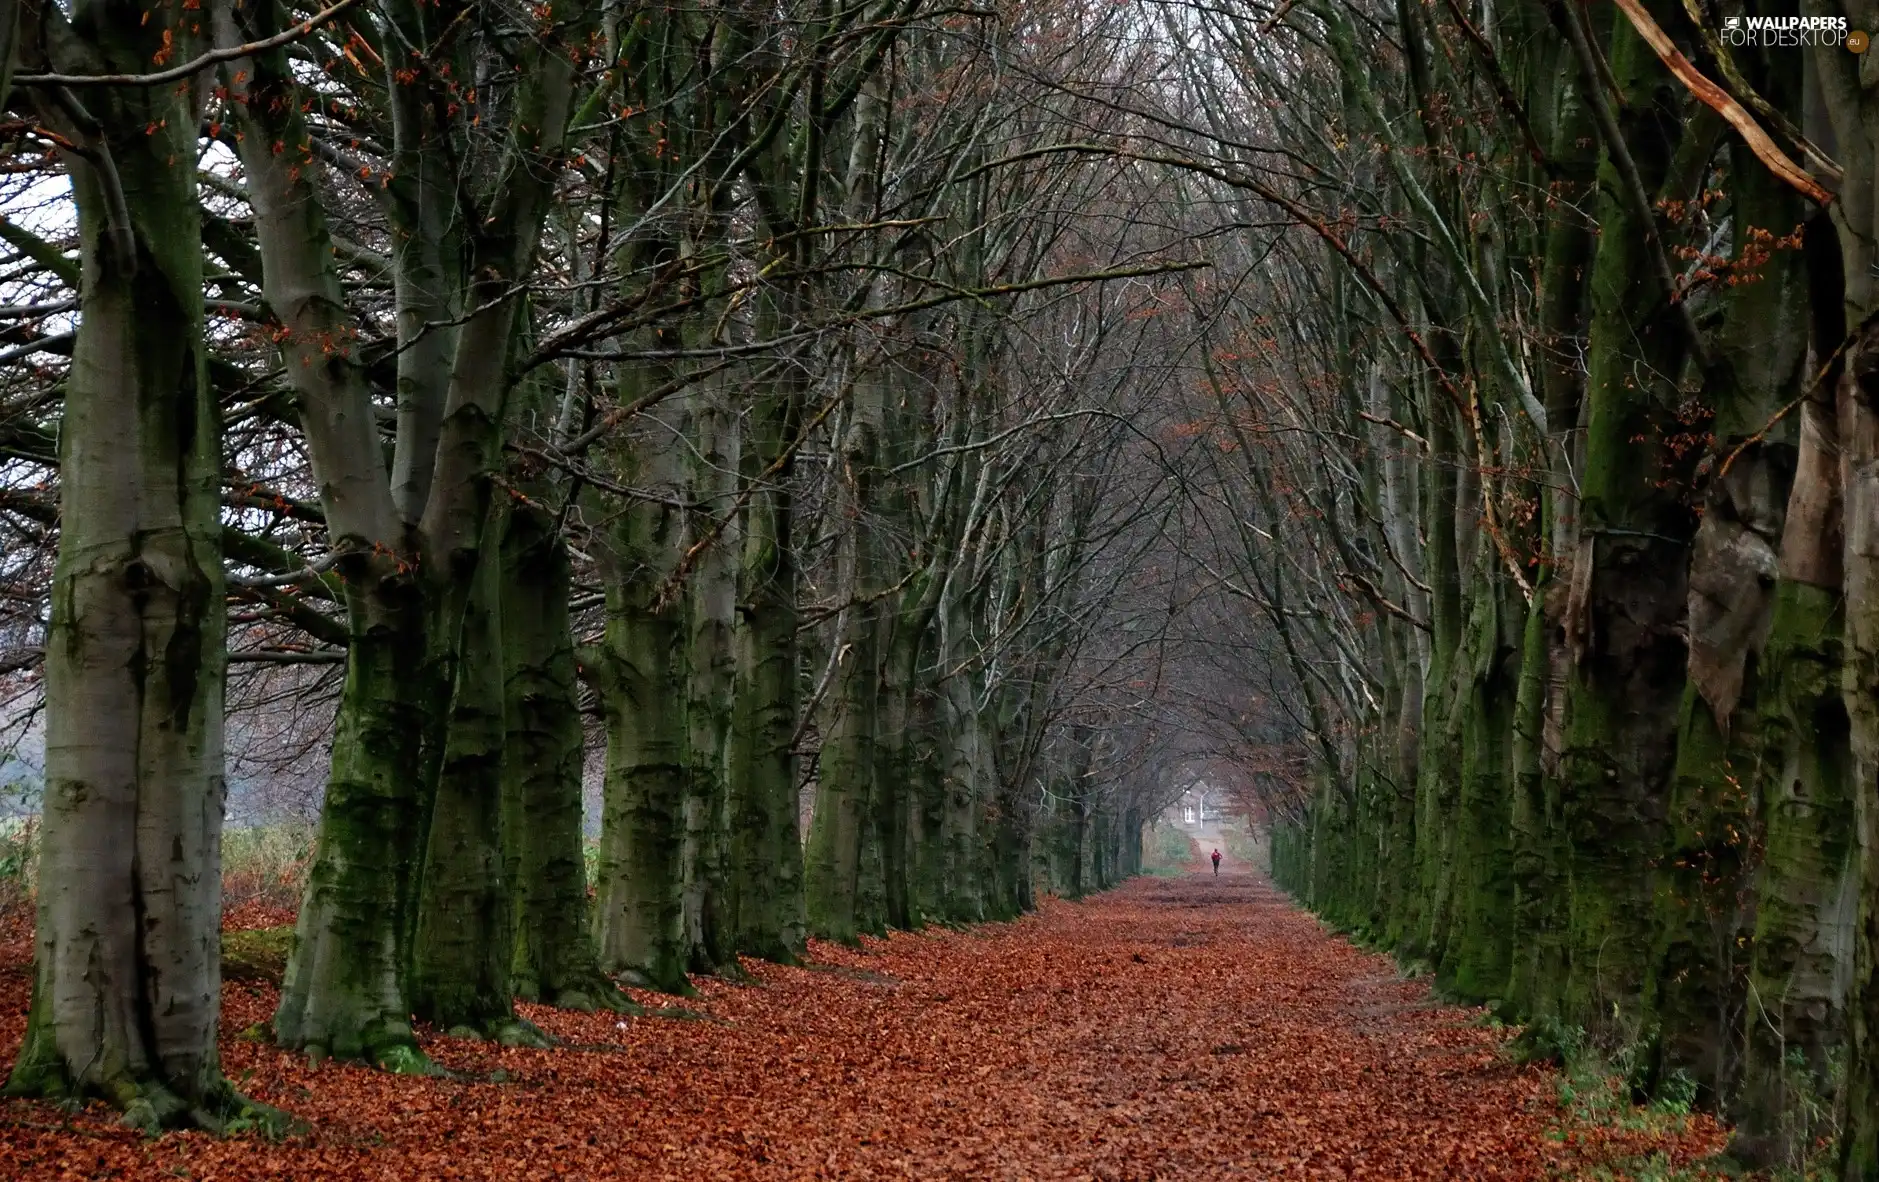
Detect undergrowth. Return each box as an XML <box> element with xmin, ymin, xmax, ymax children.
<box><xmin>1508</xmin><ymin>1017</ymin><xmax>1835</xmax><ymax>1181</ymax></box>
<box><xmin>222</xmin><ymin>821</ymin><xmax>316</xmax><ymax>913</ymax></box>
<box><xmin>1139</xmin><ymin>823</ymin><xmax>1199</xmax><ymax>876</ymax></box>
<box><xmin>222</xmin><ymin>926</ymin><xmax>295</xmax><ymax>984</ymax></box>
<box><xmin>0</xmin><ymin>815</ymin><xmax>37</xmax><ymax>924</ymax></box>
<box><xmin>3</xmin><ymin>818</ymin><xmax>318</xmax><ymax>922</ymax></box>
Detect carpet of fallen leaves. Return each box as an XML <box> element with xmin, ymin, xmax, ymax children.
<box><xmin>0</xmin><ymin>859</ymin><xmax>1733</xmax><ymax>1180</ymax></box>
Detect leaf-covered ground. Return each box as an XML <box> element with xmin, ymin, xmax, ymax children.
<box><xmin>0</xmin><ymin>861</ymin><xmax>1729</xmax><ymax>1179</ymax></box>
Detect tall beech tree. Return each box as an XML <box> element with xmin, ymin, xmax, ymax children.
<box><xmin>224</xmin><ymin>0</ymin><xmax>597</xmax><ymax>1058</ymax></box>
<box><xmin>3</xmin><ymin>0</ymin><xmax>243</xmax><ymax>1129</ymax></box>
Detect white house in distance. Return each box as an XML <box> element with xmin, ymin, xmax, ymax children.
<box><xmin>1173</xmin><ymin>780</ymin><xmax>1221</xmax><ymax>831</ymax></box>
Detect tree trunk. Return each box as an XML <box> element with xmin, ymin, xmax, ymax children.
<box><xmin>411</xmin><ymin>523</ymin><xmax>538</xmax><ymax>1042</ymax></box>
<box><xmin>804</xmin><ymin>605</ymin><xmax>884</xmax><ymax>943</ymax></box>
<box><xmin>681</xmin><ymin>383</ymin><xmax>740</xmax><ymax>975</ymax></box>
<box><xmin>591</xmin><ymin>401</ymin><xmax>692</xmax><ymax>994</ymax></box>
<box><xmin>1835</xmin><ymin>309</ymin><xmax>1879</xmax><ymax>1176</ymax></box>
<box><xmin>219</xmin><ymin>0</ymin><xmax>437</xmax><ymax>1069</ymax></box>
<box><xmin>873</xmin><ymin>618</ymin><xmax>923</xmax><ymax>928</ymax></box>
<box><xmin>1808</xmin><ymin>8</ymin><xmax>1879</xmax><ymax>1171</ymax></box>
<box><xmin>5</xmin><ymin>22</ymin><xmax>239</xmax><ymax>1126</ymax></box>
<box><xmin>1556</xmin><ymin>0</ymin><xmax>1703</xmax><ymax>1041</ymax></box>
<box><xmin>1732</xmin><ymin>585</ymin><xmax>1853</xmax><ymax>1166</ymax></box>
<box><xmin>938</xmin><ymin>653</ymin><xmax>990</xmax><ymax>922</ymax></box>
<box><xmin>906</xmin><ymin>683</ymin><xmax>950</xmax><ymax>919</ymax></box>
<box><xmin>1731</xmin><ymin>201</ymin><xmax>1853</xmax><ymax>1167</ymax></box>
<box><xmin>1443</xmin><ymin>547</ymin><xmax>1518</xmax><ymax>1001</ymax></box>
<box><xmin>503</xmin><ymin>501</ymin><xmax>623</xmax><ymax>1011</ymax></box>
<box><xmin>275</xmin><ymin>597</ymin><xmax>440</xmax><ymax>1067</ymax></box>
<box><xmin>727</xmin><ymin>368</ymin><xmax>807</xmax><ymax>962</ymax></box>
<box><xmin>805</xmin><ymin>389</ymin><xmax>887</xmax><ymax>943</ymax></box>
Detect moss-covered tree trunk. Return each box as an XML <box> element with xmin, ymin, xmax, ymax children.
<box><xmin>223</xmin><ymin>0</ymin><xmax>438</xmax><ymax>1070</ymax></box>
<box><xmin>937</xmin><ymin>604</ymin><xmax>991</xmax><ymax>922</ymax></box>
<box><xmin>1409</xmin><ymin>387</ymin><xmax>1464</xmax><ymax>970</ymax></box>
<box><xmin>984</xmin><ymin>787</ymin><xmax>1032</xmax><ymax>922</ymax></box>
<box><xmin>591</xmin><ymin>403</ymin><xmax>692</xmax><ymax>993</ymax></box>
<box><xmin>6</xmin><ymin>9</ymin><xmax>241</xmax><ymax>1124</ymax></box>
<box><xmin>804</xmin><ymin>587</ymin><xmax>885</xmax><ymax>941</ymax></box>
<box><xmin>1733</xmin><ymin>582</ymin><xmax>1853</xmax><ymax>1164</ymax></box>
<box><xmin>1444</xmin><ymin>558</ymin><xmax>1518</xmax><ymax>1001</ymax></box>
<box><xmin>1645</xmin><ymin>114</ymin><xmax>1809</xmax><ymax>1098</ymax></box>
<box><xmin>728</xmin><ymin>365</ymin><xmax>807</xmax><ymax>962</ymax></box>
<box><xmin>399</xmin><ymin>20</ymin><xmax>583</xmax><ymax>1042</ymax></box>
<box><xmin>1838</xmin><ymin>315</ymin><xmax>1879</xmax><ymax>1180</ymax></box>
<box><xmin>412</xmin><ymin>522</ymin><xmax>522</xmax><ymax>1039</ymax></box>
<box><xmin>275</xmin><ymin>591</ymin><xmax>439</xmax><ymax>1066</ymax></box>
<box><xmin>1507</xmin><ymin>573</ymin><xmax>1563</xmax><ymax>1018</ymax></box>
<box><xmin>681</xmin><ymin>380</ymin><xmax>740</xmax><ymax>976</ymax></box>
<box><xmin>1808</xmin><ymin>7</ymin><xmax>1879</xmax><ymax>1171</ymax></box>
<box><xmin>873</xmin><ymin>609</ymin><xmax>930</xmax><ymax>929</ymax></box>
<box><xmin>1504</xmin><ymin>36</ymin><xmax>1594</xmax><ymax>1019</ymax></box>
<box><xmin>1554</xmin><ymin>0</ymin><xmax>1702</xmax><ymax>1040</ymax></box>
<box><xmin>804</xmin><ymin>357</ymin><xmax>893</xmax><ymax>941</ymax></box>
<box><xmin>501</xmin><ymin>501</ymin><xmax>621</xmax><ymax>1010</ymax></box>
<box><xmin>342</xmin><ymin>0</ymin><xmax>474</xmax><ymax>1049</ymax></box>
<box><xmin>1371</xmin><ymin>366</ymin><xmax>1427</xmax><ymax>952</ymax></box>
<box><xmin>235</xmin><ymin>0</ymin><xmax>584</xmax><ymax>1061</ymax></box>
<box><xmin>1729</xmin><ymin>199</ymin><xmax>1852</xmax><ymax>1165</ymax></box>
<box><xmin>906</xmin><ymin>683</ymin><xmax>950</xmax><ymax>919</ymax></box>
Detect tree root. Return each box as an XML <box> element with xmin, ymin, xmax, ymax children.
<box><xmin>441</xmin><ymin>1015</ymin><xmax>555</xmax><ymax>1050</ymax></box>
<box><xmin>708</xmin><ymin>958</ymin><xmax>755</xmax><ymax>986</ymax></box>
<box><xmin>611</xmin><ymin>966</ymin><xmax>699</xmax><ymax>998</ymax></box>
<box><xmin>744</xmin><ymin>943</ymin><xmax>802</xmax><ymax>968</ymax></box>
<box><xmin>518</xmin><ymin>970</ymin><xmax>645</xmax><ymax>1015</ymax></box>
<box><xmin>188</xmin><ymin>1088</ymin><xmax>303</xmax><ymax>1140</ymax></box>
<box><xmin>10</xmin><ymin>1068</ymin><xmax>300</xmax><ymax>1138</ymax></box>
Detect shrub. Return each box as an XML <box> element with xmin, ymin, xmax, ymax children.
<box><xmin>0</xmin><ymin>815</ymin><xmax>37</xmax><ymax>922</ymax></box>
<box><xmin>222</xmin><ymin>821</ymin><xmax>316</xmax><ymax>913</ymax></box>
<box><xmin>1141</xmin><ymin>822</ymin><xmax>1197</xmax><ymax>872</ymax></box>
<box><xmin>1509</xmin><ymin>1015</ymin><xmax>1587</xmax><ymax>1066</ymax></box>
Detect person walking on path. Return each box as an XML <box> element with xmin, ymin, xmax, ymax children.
<box><xmin>1211</xmin><ymin>849</ymin><xmax>1222</xmax><ymax>876</ymax></box>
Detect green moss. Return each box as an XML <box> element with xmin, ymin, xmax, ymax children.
<box><xmin>222</xmin><ymin>927</ymin><xmax>296</xmax><ymax>985</ymax></box>
<box><xmin>1445</xmin><ymin>567</ymin><xmax>1519</xmax><ymax>1002</ymax></box>
<box><xmin>1732</xmin><ymin>582</ymin><xmax>1851</xmax><ymax>1170</ymax></box>
<box><xmin>1643</xmin><ymin>683</ymin><xmax>1759</xmax><ymax>1100</ymax></box>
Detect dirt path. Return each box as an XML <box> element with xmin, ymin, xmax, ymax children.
<box><xmin>0</xmin><ymin>868</ymin><xmax>1725</xmax><ymax>1179</ymax></box>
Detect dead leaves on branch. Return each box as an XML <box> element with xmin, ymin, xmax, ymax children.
<box><xmin>0</xmin><ymin>873</ymin><xmax>1726</xmax><ymax>1178</ymax></box>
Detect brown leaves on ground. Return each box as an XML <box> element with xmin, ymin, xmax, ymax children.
<box><xmin>0</xmin><ymin>869</ymin><xmax>1727</xmax><ymax>1179</ymax></box>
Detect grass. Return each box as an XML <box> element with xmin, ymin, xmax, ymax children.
<box><xmin>0</xmin><ymin>814</ymin><xmax>37</xmax><ymax>925</ymax></box>
<box><xmin>1221</xmin><ymin>822</ymin><xmax>1267</xmax><ymax>870</ymax></box>
<box><xmin>0</xmin><ymin>817</ymin><xmax>317</xmax><ymax>924</ymax></box>
<box><xmin>1527</xmin><ymin>1033</ymin><xmax>1715</xmax><ymax>1180</ymax></box>
<box><xmin>1542</xmin><ymin>1053</ymin><xmax>1738</xmax><ymax>1181</ymax></box>
<box><xmin>223</xmin><ymin>820</ymin><xmax>316</xmax><ymax>913</ymax></box>
<box><xmin>1139</xmin><ymin>822</ymin><xmax>1198</xmax><ymax>876</ymax></box>
<box><xmin>1507</xmin><ymin>1018</ymin><xmax>1836</xmax><ymax>1182</ymax></box>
